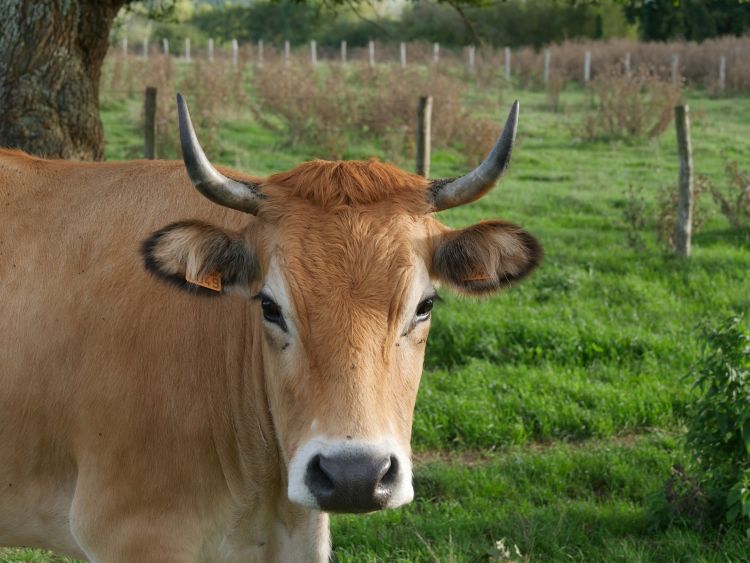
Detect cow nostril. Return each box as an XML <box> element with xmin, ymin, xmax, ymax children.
<box><xmin>307</xmin><ymin>455</ymin><xmax>335</xmax><ymax>494</ymax></box>
<box><xmin>379</xmin><ymin>455</ymin><xmax>399</xmax><ymax>487</ymax></box>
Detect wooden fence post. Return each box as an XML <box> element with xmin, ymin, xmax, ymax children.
<box><xmin>583</xmin><ymin>50</ymin><xmax>591</xmax><ymax>82</ymax></box>
<box><xmin>416</xmin><ymin>96</ymin><xmax>432</xmax><ymax>178</ymax></box>
<box><xmin>368</xmin><ymin>40</ymin><xmax>375</xmax><ymax>67</ymax></box>
<box><xmin>504</xmin><ymin>47</ymin><xmax>511</xmax><ymax>81</ymax></box>
<box><xmin>624</xmin><ymin>52</ymin><xmax>631</xmax><ymax>76</ymax></box>
<box><xmin>208</xmin><ymin>38</ymin><xmax>214</xmax><ymax>61</ymax></box>
<box><xmin>162</xmin><ymin>38</ymin><xmax>169</xmax><ymax>57</ymax></box>
<box><xmin>543</xmin><ymin>48</ymin><xmax>550</xmax><ymax>83</ymax></box>
<box><xmin>144</xmin><ymin>87</ymin><xmax>157</xmax><ymax>160</ymax></box>
<box><xmin>433</xmin><ymin>42</ymin><xmax>440</xmax><ymax>64</ymax></box>
<box><xmin>257</xmin><ymin>40</ymin><xmax>264</xmax><ymax>67</ymax></box>
<box><xmin>231</xmin><ymin>39</ymin><xmax>238</xmax><ymax>68</ymax></box>
<box><xmin>142</xmin><ymin>37</ymin><xmax>149</xmax><ymax>59</ymax></box>
<box><xmin>719</xmin><ymin>55</ymin><xmax>726</xmax><ymax>91</ymax></box>
<box><xmin>184</xmin><ymin>38</ymin><xmax>190</xmax><ymax>63</ymax></box>
<box><xmin>341</xmin><ymin>40</ymin><xmax>347</xmax><ymax>64</ymax></box>
<box><xmin>400</xmin><ymin>42</ymin><xmax>407</xmax><ymax>67</ymax></box>
<box><xmin>284</xmin><ymin>40</ymin><xmax>290</xmax><ymax>67</ymax></box>
<box><xmin>674</xmin><ymin>105</ymin><xmax>694</xmax><ymax>257</ymax></box>
<box><xmin>122</xmin><ymin>37</ymin><xmax>128</xmax><ymax>57</ymax></box>
<box><xmin>310</xmin><ymin>40</ymin><xmax>317</xmax><ymax>66</ymax></box>
<box><xmin>467</xmin><ymin>46</ymin><xmax>475</xmax><ymax>75</ymax></box>
<box><xmin>671</xmin><ymin>54</ymin><xmax>680</xmax><ymax>85</ymax></box>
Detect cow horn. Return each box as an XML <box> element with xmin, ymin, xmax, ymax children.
<box><xmin>430</xmin><ymin>100</ymin><xmax>519</xmax><ymax>212</ymax></box>
<box><xmin>177</xmin><ymin>93</ymin><xmax>263</xmax><ymax>214</ymax></box>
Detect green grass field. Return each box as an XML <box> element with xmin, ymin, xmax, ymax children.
<box><xmin>3</xmin><ymin>77</ymin><xmax>749</xmax><ymax>561</ymax></box>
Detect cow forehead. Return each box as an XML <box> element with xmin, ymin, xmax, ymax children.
<box><xmin>260</xmin><ymin>205</ymin><xmax>433</xmax><ymax>352</ymax></box>
<box><xmin>275</xmin><ymin>207</ymin><xmax>427</xmax><ymax>306</ymax></box>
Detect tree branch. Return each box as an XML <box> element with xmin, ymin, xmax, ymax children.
<box><xmin>344</xmin><ymin>0</ymin><xmax>392</xmax><ymax>36</ymax></box>
<box><xmin>443</xmin><ymin>0</ymin><xmax>483</xmax><ymax>46</ymax></box>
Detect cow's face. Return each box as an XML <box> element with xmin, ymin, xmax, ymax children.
<box><xmin>143</xmin><ymin>95</ymin><xmax>541</xmax><ymax>513</ymax></box>
<box><xmin>258</xmin><ymin>197</ymin><xmax>436</xmax><ymax>512</ymax></box>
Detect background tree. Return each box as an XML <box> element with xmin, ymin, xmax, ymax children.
<box><xmin>623</xmin><ymin>0</ymin><xmax>750</xmax><ymax>41</ymax></box>
<box><xmin>0</xmin><ymin>1</ymin><xmax>127</xmax><ymax>160</ymax></box>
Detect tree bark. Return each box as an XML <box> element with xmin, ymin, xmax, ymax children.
<box><xmin>0</xmin><ymin>1</ymin><xmax>126</xmax><ymax>161</ymax></box>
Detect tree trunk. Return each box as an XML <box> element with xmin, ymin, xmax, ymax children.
<box><xmin>0</xmin><ymin>1</ymin><xmax>126</xmax><ymax>161</ymax></box>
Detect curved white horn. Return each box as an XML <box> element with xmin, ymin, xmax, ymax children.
<box><xmin>430</xmin><ymin>100</ymin><xmax>519</xmax><ymax>211</ymax></box>
<box><xmin>177</xmin><ymin>93</ymin><xmax>263</xmax><ymax>214</ymax></box>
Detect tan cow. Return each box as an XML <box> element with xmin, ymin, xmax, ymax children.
<box><xmin>0</xmin><ymin>95</ymin><xmax>541</xmax><ymax>562</ymax></box>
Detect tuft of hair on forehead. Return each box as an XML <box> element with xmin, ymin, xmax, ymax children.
<box><xmin>263</xmin><ymin>158</ymin><xmax>432</xmax><ymax>212</ymax></box>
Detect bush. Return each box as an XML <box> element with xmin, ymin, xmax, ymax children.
<box><xmin>621</xmin><ymin>184</ymin><xmax>647</xmax><ymax>250</ymax></box>
<box><xmin>654</xmin><ymin>317</ymin><xmax>750</xmax><ymax>532</ymax></box>
<box><xmin>251</xmin><ymin>64</ymin><xmax>472</xmax><ymax>161</ymax></box>
<box><xmin>577</xmin><ymin>65</ymin><xmax>682</xmax><ymax>140</ymax></box>
<box><xmin>703</xmin><ymin>158</ymin><xmax>750</xmax><ymax>232</ymax></box>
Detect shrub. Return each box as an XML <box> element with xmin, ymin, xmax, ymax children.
<box><xmin>251</xmin><ymin>64</ymin><xmax>471</xmax><ymax>161</ymax></box>
<box><xmin>577</xmin><ymin>65</ymin><xmax>681</xmax><ymax>141</ymax></box>
<box><xmin>653</xmin><ymin>317</ymin><xmax>750</xmax><ymax>532</ymax></box>
<box><xmin>686</xmin><ymin>317</ymin><xmax>750</xmax><ymax>531</ymax></box>
<box><xmin>703</xmin><ymin>158</ymin><xmax>750</xmax><ymax>232</ymax></box>
<box><xmin>621</xmin><ymin>184</ymin><xmax>647</xmax><ymax>250</ymax></box>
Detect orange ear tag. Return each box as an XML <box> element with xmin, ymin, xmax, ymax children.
<box><xmin>186</xmin><ymin>271</ymin><xmax>222</xmax><ymax>292</ymax></box>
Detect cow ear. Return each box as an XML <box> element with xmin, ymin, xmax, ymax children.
<box><xmin>431</xmin><ymin>220</ymin><xmax>542</xmax><ymax>295</ymax></box>
<box><xmin>142</xmin><ymin>221</ymin><xmax>259</xmax><ymax>296</ymax></box>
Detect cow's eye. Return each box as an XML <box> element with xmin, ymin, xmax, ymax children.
<box><xmin>415</xmin><ymin>297</ymin><xmax>434</xmax><ymax>321</ymax></box>
<box><xmin>260</xmin><ymin>295</ymin><xmax>287</xmax><ymax>331</ymax></box>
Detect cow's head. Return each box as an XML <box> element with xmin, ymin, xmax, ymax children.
<box><xmin>143</xmin><ymin>94</ymin><xmax>541</xmax><ymax>514</ymax></box>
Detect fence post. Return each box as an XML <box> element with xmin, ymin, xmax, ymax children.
<box><xmin>368</xmin><ymin>40</ymin><xmax>375</xmax><ymax>67</ymax></box>
<box><xmin>671</xmin><ymin>54</ymin><xmax>680</xmax><ymax>85</ymax></box>
<box><xmin>231</xmin><ymin>39</ymin><xmax>238</xmax><ymax>68</ymax></box>
<box><xmin>341</xmin><ymin>40</ymin><xmax>347</xmax><ymax>64</ymax></box>
<box><xmin>144</xmin><ymin>87</ymin><xmax>157</xmax><ymax>160</ymax></box>
<box><xmin>624</xmin><ymin>52</ymin><xmax>631</xmax><ymax>76</ymax></box>
<box><xmin>467</xmin><ymin>46</ymin><xmax>475</xmax><ymax>75</ymax></box>
<box><xmin>719</xmin><ymin>55</ymin><xmax>726</xmax><ymax>91</ymax></box>
<box><xmin>142</xmin><ymin>37</ymin><xmax>149</xmax><ymax>59</ymax></box>
<box><xmin>162</xmin><ymin>38</ymin><xmax>169</xmax><ymax>57</ymax></box>
<box><xmin>208</xmin><ymin>38</ymin><xmax>214</xmax><ymax>61</ymax></box>
<box><xmin>310</xmin><ymin>40</ymin><xmax>317</xmax><ymax>66</ymax></box>
<box><xmin>122</xmin><ymin>37</ymin><xmax>128</xmax><ymax>57</ymax></box>
<box><xmin>543</xmin><ymin>48</ymin><xmax>550</xmax><ymax>83</ymax></box>
<box><xmin>400</xmin><ymin>42</ymin><xmax>407</xmax><ymax>67</ymax></box>
<box><xmin>433</xmin><ymin>42</ymin><xmax>440</xmax><ymax>64</ymax></box>
<box><xmin>674</xmin><ymin>105</ymin><xmax>694</xmax><ymax>258</ymax></box>
<box><xmin>184</xmin><ymin>38</ymin><xmax>190</xmax><ymax>63</ymax></box>
<box><xmin>258</xmin><ymin>39</ymin><xmax>264</xmax><ymax>67</ymax></box>
<box><xmin>284</xmin><ymin>40</ymin><xmax>290</xmax><ymax>66</ymax></box>
<box><xmin>504</xmin><ymin>47</ymin><xmax>511</xmax><ymax>81</ymax></box>
<box><xmin>583</xmin><ymin>50</ymin><xmax>591</xmax><ymax>82</ymax></box>
<box><xmin>416</xmin><ymin>95</ymin><xmax>433</xmax><ymax>178</ymax></box>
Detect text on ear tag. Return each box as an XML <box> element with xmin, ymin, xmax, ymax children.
<box><xmin>186</xmin><ymin>270</ymin><xmax>222</xmax><ymax>292</ymax></box>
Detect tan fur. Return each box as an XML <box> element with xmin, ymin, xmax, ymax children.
<box><xmin>0</xmin><ymin>150</ymin><xmax>539</xmax><ymax>562</ymax></box>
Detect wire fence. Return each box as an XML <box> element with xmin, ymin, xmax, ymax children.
<box><xmin>113</xmin><ymin>36</ymin><xmax>750</xmax><ymax>94</ymax></box>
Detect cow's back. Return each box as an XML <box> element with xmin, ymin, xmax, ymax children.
<box><xmin>0</xmin><ymin>150</ymin><xmax>263</xmax><ymax>557</ymax></box>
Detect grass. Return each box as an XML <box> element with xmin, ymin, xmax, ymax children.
<box><xmin>4</xmin><ymin>69</ymin><xmax>749</xmax><ymax>561</ymax></box>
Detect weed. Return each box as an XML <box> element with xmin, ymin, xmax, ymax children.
<box><xmin>621</xmin><ymin>184</ymin><xmax>647</xmax><ymax>250</ymax></box>
<box><xmin>703</xmin><ymin>158</ymin><xmax>750</xmax><ymax>232</ymax></box>
<box><xmin>652</xmin><ymin>318</ymin><xmax>750</xmax><ymax>534</ymax></box>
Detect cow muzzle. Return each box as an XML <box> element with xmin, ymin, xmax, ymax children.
<box><xmin>287</xmin><ymin>437</ymin><xmax>413</xmax><ymax>513</ymax></box>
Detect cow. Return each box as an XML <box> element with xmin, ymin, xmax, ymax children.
<box><xmin>0</xmin><ymin>94</ymin><xmax>541</xmax><ymax>562</ymax></box>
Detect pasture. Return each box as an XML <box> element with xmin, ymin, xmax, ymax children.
<box><xmin>3</xmin><ymin>58</ymin><xmax>749</xmax><ymax>561</ymax></box>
